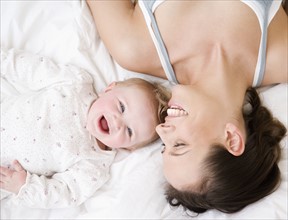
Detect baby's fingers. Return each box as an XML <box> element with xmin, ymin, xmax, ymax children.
<box><xmin>0</xmin><ymin>181</ymin><xmax>6</xmax><ymax>189</ymax></box>
<box><xmin>0</xmin><ymin>171</ymin><xmax>12</xmax><ymax>191</ymax></box>
<box><xmin>0</xmin><ymin>167</ymin><xmax>11</xmax><ymax>188</ymax></box>
<box><xmin>0</xmin><ymin>166</ymin><xmax>12</xmax><ymax>177</ymax></box>
<box><xmin>12</xmin><ymin>160</ymin><xmax>24</xmax><ymax>172</ymax></box>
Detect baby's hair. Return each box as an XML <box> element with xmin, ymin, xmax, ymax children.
<box><xmin>117</xmin><ymin>78</ymin><xmax>171</xmax><ymax>124</ymax></box>
<box><xmin>165</xmin><ymin>87</ymin><xmax>287</xmax><ymax>214</ymax></box>
<box><xmin>116</xmin><ymin>78</ymin><xmax>171</xmax><ymax>150</ymax></box>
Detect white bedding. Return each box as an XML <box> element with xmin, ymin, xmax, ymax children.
<box><xmin>1</xmin><ymin>1</ymin><xmax>287</xmax><ymax>219</ymax></box>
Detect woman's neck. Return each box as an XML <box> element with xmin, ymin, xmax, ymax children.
<box><xmin>198</xmin><ymin>43</ymin><xmax>249</xmax><ymax>116</ymax></box>
<box><xmin>183</xmin><ymin>41</ymin><xmax>254</xmax><ymax>88</ymax></box>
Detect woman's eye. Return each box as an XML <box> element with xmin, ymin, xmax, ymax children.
<box><xmin>127</xmin><ymin>127</ymin><xmax>132</xmax><ymax>137</ymax></box>
<box><xmin>174</xmin><ymin>143</ymin><xmax>184</xmax><ymax>148</ymax></box>
<box><xmin>119</xmin><ymin>101</ymin><xmax>125</xmax><ymax>113</ymax></box>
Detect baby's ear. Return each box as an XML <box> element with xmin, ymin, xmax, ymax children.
<box><xmin>99</xmin><ymin>82</ymin><xmax>117</xmax><ymax>96</ymax></box>
<box><xmin>104</xmin><ymin>82</ymin><xmax>117</xmax><ymax>92</ymax></box>
<box><xmin>124</xmin><ymin>146</ymin><xmax>136</xmax><ymax>152</ymax></box>
<box><xmin>224</xmin><ymin>123</ymin><xmax>245</xmax><ymax>156</ymax></box>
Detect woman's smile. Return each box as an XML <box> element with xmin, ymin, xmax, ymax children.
<box><xmin>167</xmin><ymin>106</ymin><xmax>188</xmax><ymax>117</ymax></box>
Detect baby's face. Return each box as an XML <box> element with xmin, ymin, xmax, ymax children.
<box><xmin>86</xmin><ymin>85</ymin><xmax>158</xmax><ymax>149</ymax></box>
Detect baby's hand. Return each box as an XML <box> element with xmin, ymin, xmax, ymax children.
<box><xmin>0</xmin><ymin>160</ymin><xmax>27</xmax><ymax>194</ymax></box>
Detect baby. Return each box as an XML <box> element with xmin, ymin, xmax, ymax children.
<box><xmin>0</xmin><ymin>48</ymin><xmax>170</xmax><ymax>208</ymax></box>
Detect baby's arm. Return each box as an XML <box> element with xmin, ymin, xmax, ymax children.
<box><xmin>86</xmin><ymin>0</ymin><xmax>155</xmax><ymax>73</ymax></box>
<box><xmin>1</xmin><ymin>48</ymin><xmax>93</xmax><ymax>93</ymax></box>
<box><xmin>9</xmin><ymin>159</ymin><xmax>110</xmax><ymax>209</ymax></box>
<box><xmin>0</xmin><ymin>160</ymin><xmax>27</xmax><ymax>194</ymax></box>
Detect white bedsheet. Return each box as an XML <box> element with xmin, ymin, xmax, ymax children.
<box><xmin>1</xmin><ymin>1</ymin><xmax>287</xmax><ymax>219</ymax></box>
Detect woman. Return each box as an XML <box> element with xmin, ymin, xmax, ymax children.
<box><xmin>87</xmin><ymin>0</ymin><xmax>287</xmax><ymax>213</ymax></box>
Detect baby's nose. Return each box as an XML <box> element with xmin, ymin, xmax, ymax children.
<box><xmin>113</xmin><ymin>116</ymin><xmax>123</xmax><ymax>131</ymax></box>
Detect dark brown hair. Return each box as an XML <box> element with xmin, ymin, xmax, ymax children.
<box><xmin>165</xmin><ymin>87</ymin><xmax>287</xmax><ymax>214</ymax></box>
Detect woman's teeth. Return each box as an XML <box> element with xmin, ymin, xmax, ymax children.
<box><xmin>167</xmin><ymin>106</ymin><xmax>188</xmax><ymax>117</ymax></box>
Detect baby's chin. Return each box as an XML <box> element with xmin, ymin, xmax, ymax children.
<box><xmin>86</xmin><ymin>121</ymin><xmax>96</xmax><ymax>136</ymax></box>
<box><xmin>95</xmin><ymin>138</ymin><xmax>107</xmax><ymax>150</ymax></box>
<box><xmin>99</xmin><ymin>140</ymin><xmax>128</xmax><ymax>150</ymax></box>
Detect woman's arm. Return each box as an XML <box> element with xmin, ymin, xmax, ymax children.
<box><xmin>87</xmin><ymin>1</ymin><xmax>138</xmax><ymax>66</ymax></box>
<box><xmin>86</xmin><ymin>0</ymin><xmax>162</xmax><ymax>76</ymax></box>
<box><xmin>87</xmin><ymin>0</ymin><xmax>135</xmax><ymax>49</ymax></box>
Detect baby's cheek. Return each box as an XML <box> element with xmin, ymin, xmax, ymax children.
<box><xmin>109</xmin><ymin>134</ymin><xmax>127</xmax><ymax>149</ymax></box>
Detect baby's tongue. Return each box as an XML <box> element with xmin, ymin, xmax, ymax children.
<box><xmin>100</xmin><ymin>117</ymin><xmax>109</xmax><ymax>132</ymax></box>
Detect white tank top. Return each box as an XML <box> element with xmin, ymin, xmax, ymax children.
<box><xmin>139</xmin><ymin>0</ymin><xmax>282</xmax><ymax>87</ymax></box>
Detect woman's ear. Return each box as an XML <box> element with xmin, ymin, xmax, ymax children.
<box><xmin>224</xmin><ymin>123</ymin><xmax>245</xmax><ymax>156</ymax></box>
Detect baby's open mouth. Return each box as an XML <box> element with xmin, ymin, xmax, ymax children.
<box><xmin>99</xmin><ymin>116</ymin><xmax>109</xmax><ymax>134</ymax></box>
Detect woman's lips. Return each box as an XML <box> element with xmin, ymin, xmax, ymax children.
<box><xmin>99</xmin><ymin>116</ymin><xmax>109</xmax><ymax>134</ymax></box>
<box><xmin>167</xmin><ymin>105</ymin><xmax>188</xmax><ymax>117</ymax></box>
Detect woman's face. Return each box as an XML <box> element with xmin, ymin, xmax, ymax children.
<box><xmin>156</xmin><ymin>84</ymin><xmax>225</xmax><ymax>190</ymax></box>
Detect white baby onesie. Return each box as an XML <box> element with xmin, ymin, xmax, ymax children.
<box><xmin>1</xmin><ymin>48</ymin><xmax>115</xmax><ymax>208</ymax></box>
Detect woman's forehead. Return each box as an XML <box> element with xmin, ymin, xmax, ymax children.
<box><xmin>164</xmin><ymin>151</ymin><xmax>203</xmax><ymax>190</ymax></box>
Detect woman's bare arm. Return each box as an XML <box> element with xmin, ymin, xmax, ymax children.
<box><xmin>86</xmin><ymin>0</ymin><xmax>163</xmax><ymax>77</ymax></box>
<box><xmin>87</xmin><ymin>0</ymin><xmax>135</xmax><ymax>61</ymax></box>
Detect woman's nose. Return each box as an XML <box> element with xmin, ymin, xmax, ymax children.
<box><xmin>156</xmin><ymin>124</ymin><xmax>175</xmax><ymax>149</ymax></box>
<box><xmin>156</xmin><ymin>123</ymin><xmax>175</xmax><ymax>135</ymax></box>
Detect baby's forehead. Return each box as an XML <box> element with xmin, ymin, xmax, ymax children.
<box><xmin>122</xmin><ymin>84</ymin><xmax>155</xmax><ymax>99</ymax></box>
<box><xmin>117</xmin><ymin>84</ymin><xmax>158</xmax><ymax>113</ymax></box>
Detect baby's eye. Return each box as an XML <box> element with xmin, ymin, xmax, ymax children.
<box><xmin>119</xmin><ymin>101</ymin><xmax>125</xmax><ymax>113</ymax></box>
<box><xmin>127</xmin><ymin>127</ymin><xmax>132</xmax><ymax>137</ymax></box>
<box><xmin>161</xmin><ymin>143</ymin><xmax>166</xmax><ymax>154</ymax></box>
